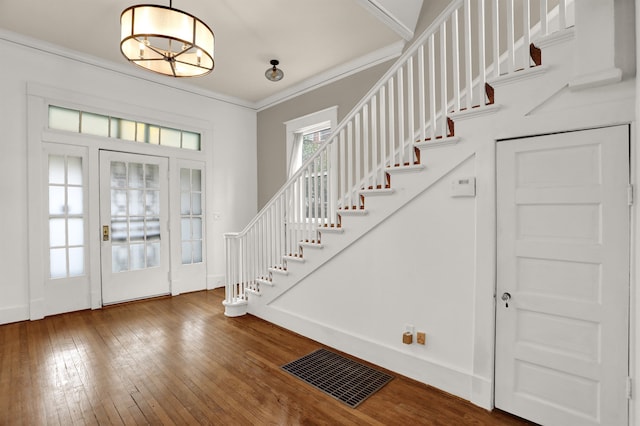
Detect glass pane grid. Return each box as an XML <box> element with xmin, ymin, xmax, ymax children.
<box><xmin>111</xmin><ymin>161</ymin><xmax>162</xmax><ymax>273</ymax></box>
<box><xmin>48</xmin><ymin>154</ymin><xmax>85</xmax><ymax>279</ymax></box>
<box><xmin>48</xmin><ymin>105</ymin><xmax>201</xmax><ymax>151</ymax></box>
<box><xmin>180</xmin><ymin>168</ymin><xmax>204</xmax><ymax>265</ymax></box>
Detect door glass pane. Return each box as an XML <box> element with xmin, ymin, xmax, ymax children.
<box><xmin>182</xmin><ymin>242</ymin><xmax>192</xmax><ymax>264</ymax></box>
<box><xmin>111</xmin><ymin>219</ymin><xmax>128</xmax><ymax>242</ymax></box>
<box><xmin>67</xmin><ymin>218</ymin><xmax>84</xmax><ymax>246</ymax></box>
<box><xmin>129</xmin><ymin>219</ymin><xmax>145</xmax><ymax>242</ymax></box>
<box><xmin>67</xmin><ymin>187</ymin><xmax>83</xmax><ymax>215</ymax></box>
<box><xmin>146</xmin><ymin>219</ymin><xmax>161</xmax><ymax>241</ymax></box>
<box><xmin>50</xmin><ymin>248</ymin><xmax>67</xmax><ymax>278</ymax></box>
<box><xmin>68</xmin><ymin>247</ymin><xmax>84</xmax><ymax>276</ymax></box>
<box><xmin>111</xmin><ymin>190</ymin><xmax>127</xmax><ymax>216</ymax></box>
<box><xmin>193</xmin><ymin>241</ymin><xmax>202</xmax><ymax>263</ymax></box>
<box><xmin>128</xmin><ymin>163</ymin><xmax>144</xmax><ymax>188</ymax></box>
<box><xmin>145</xmin><ymin>164</ymin><xmax>159</xmax><ymax>188</ymax></box>
<box><xmin>180</xmin><ymin>168</ymin><xmax>190</xmax><ymax>191</ymax></box>
<box><xmin>181</xmin><ymin>193</ymin><xmax>190</xmax><ymax>215</ymax></box>
<box><xmin>192</xmin><ymin>218</ymin><xmax>202</xmax><ymax>239</ymax></box>
<box><xmin>129</xmin><ymin>190</ymin><xmax>144</xmax><ymax>216</ymax></box>
<box><xmin>145</xmin><ymin>190</ymin><xmax>160</xmax><ymax>215</ymax></box>
<box><xmin>49</xmin><ymin>187</ymin><xmax>66</xmax><ymax>215</ymax></box>
<box><xmin>130</xmin><ymin>244</ymin><xmax>145</xmax><ymax>270</ymax></box>
<box><xmin>148</xmin><ymin>126</ymin><xmax>160</xmax><ymax>145</ymax></box>
<box><xmin>192</xmin><ymin>193</ymin><xmax>202</xmax><ymax>215</ymax></box>
<box><xmin>49</xmin><ymin>218</ymin><xmax>66</xmax><ymax>246</ymax></box>
<box><xmin>181</xmin><ymin>218</ymin><xmax>191</xmax><ymax>239</ymax></box>
<box><xmin>49</xmin><ymin>155</ymin><xmax>65</xmax><ymax>184</ymax></box>
<box><xmin>110</xmin><ymin>162</ymin><xmax>127</xmax><ymax>188</ymax></box>
<box><xmin>147</xmin><ymin>242</ymin><xmax>160</xmax><ymax>267</ymax></box>
<box><xmin>67</xmin><ymin>157</ymin><xmax>83</xmax><ymax>185</ymax></box>
<box><xmin>192</xmin><ymin>169</ymin><xmax>202</xmax><ymax>191</ymax></box>
<box><xmin>112</xmin><ymin>245</ymin><xmax>129</xmax><ymax>272</ymax></box>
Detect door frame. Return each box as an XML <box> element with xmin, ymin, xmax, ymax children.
<box><xmin>27</xmin><ymin>84</ymin><xmax>211</xmax><ymax>320</ymax></box>
<box><xmin>99</xmin><ymin>149</ymin><xmax>172</xmax><ymax>305</ymax></box>
<box><xmin>492</xmin><ymin>125</ymin><xmax>633</xmax><ymax>423</ymax></box>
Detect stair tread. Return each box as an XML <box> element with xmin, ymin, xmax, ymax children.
<box><xmin>414</xmin><ymin>136</ymin><xmax>461</xmax><ymax>150</ymax></box>
<box><xmin>360</xmin><ymin>187</ymin><xmax>395</xmax><ymax>196</ymax></box>
<box><xmin>284</xmin><ymin>255</ymin><xmax>305</xmax><ymax>263</ymax></box>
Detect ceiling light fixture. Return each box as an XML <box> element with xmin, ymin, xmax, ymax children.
<box><xmin>120</xmin><ymin>1</ymin><xmax>214</xmax><ymax>77</ymax></box>
<box><xmin>265</xmin><ymin>59</ymin><xmax>284</xmax><ymax>82</ymax></box>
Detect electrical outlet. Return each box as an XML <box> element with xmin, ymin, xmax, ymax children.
<box><xmin>417</xmin><ymin>332</ymin><xmax>426</xmax><ymax>345</ymax></box>
<box><xmin>402</xmin><ymin>332</ymin><xmax>413</xmax><ymax>344</ymax></box>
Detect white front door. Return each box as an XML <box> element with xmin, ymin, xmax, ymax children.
<box><xmin>495</xmin><ymin>126</ymin><xmax>630</xmax><ymax>426</ymax></box>
<box><xmin>100</xmin><ymin>151</ymin><xmax>170</xmax><ymax>304</ymax></box>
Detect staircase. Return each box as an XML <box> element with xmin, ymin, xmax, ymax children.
<box><xmin>224</xmin><ymin>0</ymin><xmax>575</xmax><ymax>316</ymax></box>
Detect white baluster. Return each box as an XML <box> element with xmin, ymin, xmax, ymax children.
<box><xmin>347</xmin><ymin>121</ymin><xmax>353</xmax><ymax>209</ymax></box>
<box><xmin>397</xmin><ymin>68</ymin><xmax>405</xmax><ymax>165</ymax></box>
<box><xmin>428</xmin><ymin>34</ymin><xmax>436</xmax><ymax>139</ymax></box>
<box><xmin>355</xmin><ymin>113</ymin><xmax>361</xmax><ymax>193</ymax></box>
<box><xmin>559</xmin><ymin>0</ymin><xmax>566</xmax><ymax>30</ymax></box>
<box><xmin>380</xmin><ymin>85</ymin><xmax>387</xmax><ymax>173</ymax></box>
<box><xmin>388</xmin><ymin>78</ymin><xmax>396</xmax><ymax>167</ymax></box>
<box><xmin>493</xmin><ymin>0</ymin><xmax>500</xmax><ymax>78</ymax></box>
<box><xmin>363</xmin><ymin>104</ymin><xmax>370</xmax><ymax>188</ymax></box>
<box><xmin>452</xmin><ymin>8</ymin><xmax>461</xmax><ymax>112</ymax></box>
<box><xmin>478</xmin><ymin>0</ymin><xmax>486</xmax><ymax>104</ymax></box>
<box><xmin>407</xmin><ymin>56</ymin><xmax>415</xmax><ymax>164</ymax></box>
<box><xmin>540</xmin><ymin>0</ymin><xmax>548</xmax><ymax>37</ymax></box>
<box><xmin>507</xmin><ymin>0</ymin><xmax>515</xmax><ymax>73</ymax></box>
<box><xmin>339</xmin><ymin>129</ymin><xmax>346</xmax><ymax>207</ymax></box>
<box><xmin>418</xmin><ymin>45</ymin><xmax>427</xmax><ymax>142</ymax></box>
<box><xmin>523</xmin><ymin>0</ymin><xmax>530</xmax><ymax>69</ymax></box>
<box><xmin>440</xmin><ymin>21</ymin><xmax>448</xmax><ymax>138</ymax></box>
<box><xmin>371</xmin><ymin>95</ymin><xmax>379</xmax><ymax>187</ymax></box>
<box><xmin>464</xmin><ymin>0</ymin><xmax>473</xmax><ymax>109</ymax></box>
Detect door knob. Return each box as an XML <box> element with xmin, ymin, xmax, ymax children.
<box><xmin>501</xmin><ymin>292</ymin><xmax>511</xmax><ymax>308</ymax></box>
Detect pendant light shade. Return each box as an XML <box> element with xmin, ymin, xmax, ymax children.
<box><xmin>120</xmin><ymin>3</ymin><xmax>214</xmax><ymax>77</ymax></box>
<box><xmin>265</xmin><ymin>59</ymin><xmax>284</xmax><ymax>82</ymax></box>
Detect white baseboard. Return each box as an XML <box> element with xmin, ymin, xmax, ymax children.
<box><xmin>207</xmin><ymin>274</ymin><xmax>225</xmax><ymax>290</ymax></box>
<box><xmin>0</xmin><ymin>304</ymin><xmax>29</xmax><ymax>325</ymax></box>
<box><xmin>249</xmin><ymin>303</ymin><xmax>477</xmax><ymax>403</ymax></box>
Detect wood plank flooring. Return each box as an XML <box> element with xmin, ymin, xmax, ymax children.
<box><xmin>0</xmin><ymin>289</ymin><xmax>536</xmax><ymax>425</ymax></box>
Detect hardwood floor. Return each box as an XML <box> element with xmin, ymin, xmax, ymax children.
<box><xmin>0</xmin><ymin>289</ymin><xmax>535</xmax><ymax>425</ymax></box>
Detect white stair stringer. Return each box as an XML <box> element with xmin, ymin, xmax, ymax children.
<box><xmin>252</xmin><ymin>141</ymin><xmax>481</xmax><ymax>307</ymax></box>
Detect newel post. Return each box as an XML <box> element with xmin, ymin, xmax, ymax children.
<box><xmin>222</xmin><ymin>232</ymin><xmax>248</xmax><ymax>317</ymax></box>
<box><xmin>569</xmin><ymin>0</ymin><xmax>623</xmax><ymax>90</ymax></box>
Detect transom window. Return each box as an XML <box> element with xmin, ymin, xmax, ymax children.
<box><xmin>48</xmin><ymin>105</ymin><xmax>201</xmax><ymax>151</ymax></box>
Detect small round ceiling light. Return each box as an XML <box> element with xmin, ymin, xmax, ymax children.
<box><xmin>265</xmin><ymin>59</ymin><xmax>284</xmax><ymax>82</ymax></box>
<box><xmin>120</xmin><ymin>1</ymin><xmax>215</xmax><ymax>77</ymax></box>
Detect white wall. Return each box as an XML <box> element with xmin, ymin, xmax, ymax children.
<box><xmin>0</xmin><ymin>33</ymin><xmax>257</xmax><ymax>324</ymax></box>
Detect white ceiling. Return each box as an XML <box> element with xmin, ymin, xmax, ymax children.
<box><xmin>0</xmin><ymin>0</ymin><xmax>423</xmax><ymax>109</ymax></box>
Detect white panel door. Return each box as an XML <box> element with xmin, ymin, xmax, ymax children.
<box><xmin>495</xmin><ymin>126</ymin><xmax>629</xmax><ymax>426</ymax></box>
<box><xmin>100</xmin><ymin>151</ymin><xmax>170</xmax><ymax>304</ymax></box>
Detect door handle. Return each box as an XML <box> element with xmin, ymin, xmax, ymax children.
<box><xmin>103</xmin><ymin>225</ymin><xmax>110</xmax><ymax>241</ymax></box>
<box><xmin>501</xmin><ymin>292</ymin><xmax>511</xmax><ymax>308</ymax></box>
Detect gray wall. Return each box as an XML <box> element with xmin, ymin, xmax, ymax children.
<box><xmin>255</xmin><ymin>0</ymin><xmax>451</xmax><ymax>209</ymax></box>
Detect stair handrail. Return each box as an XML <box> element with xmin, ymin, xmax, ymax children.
<box><xmin>229</xmin><ymin>0</ymin><xmax>463</xmax><ymax>238</ymax></box>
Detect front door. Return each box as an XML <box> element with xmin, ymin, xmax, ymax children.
<box><xmin>100</xmin><ymin>151</ymin><xmax>170</xmax><ymax>304</ymax></box>
<box><xmin>495</xmin><ymin>126</ymin><xmax>630</xmax><ymax>426</ymax></box>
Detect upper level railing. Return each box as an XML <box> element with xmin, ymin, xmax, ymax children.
<box><xmin>225</xmin><ymin>0</ymin><xmax>574</xmax><ymax>306</ymax></box>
